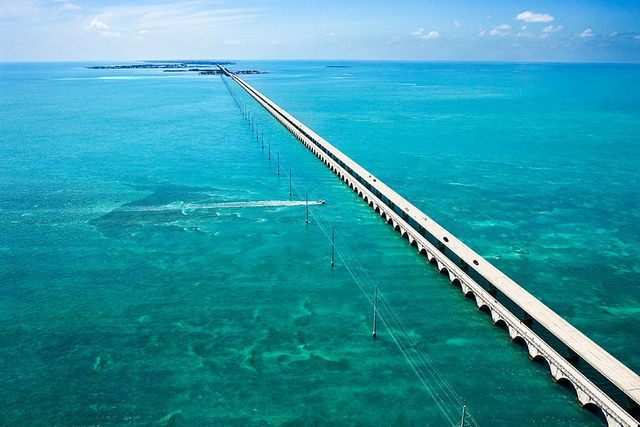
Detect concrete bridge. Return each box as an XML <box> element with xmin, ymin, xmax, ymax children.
<box><xmin>220</xmin><ymin>66</ymin><xmax>640</xmax><ymax>427</ymax></box>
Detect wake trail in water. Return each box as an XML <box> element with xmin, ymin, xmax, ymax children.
<box><xmin>121</xmin><ymin>200</ymin><xmax>324</xmax><ymax>212</ymax></box>
<box><xmin>9</xmin><ymin>200</ymin><xmax>325</xmax><ymax>216</ymax></box>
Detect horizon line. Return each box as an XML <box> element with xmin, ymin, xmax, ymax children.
<box><xmin>2</xmin><ymin>58</ymin><xmax>640</xmax><ymax>65</ymax></box>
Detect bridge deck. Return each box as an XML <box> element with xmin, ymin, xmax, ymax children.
<box><xmin>221</xmin><ymin>67</ymin><xmax>640</xmax><ymax>409</ymax></box>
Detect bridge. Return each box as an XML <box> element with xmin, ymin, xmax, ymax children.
<box><xmin>220</xmin><ymin>66</ymin><xmax>640</xmax><ymax>427</ymax></box>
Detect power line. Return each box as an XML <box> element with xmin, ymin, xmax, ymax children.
<box><xmin>222</xmin><ymin>78</ymin><xmax>478</xmax><ymax>425</ymax></box>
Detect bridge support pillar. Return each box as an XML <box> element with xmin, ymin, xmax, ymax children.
<box><xmin>576</xmin><ymin>387</ymin><xmax>593</xmax><ymax>407</ymax></box>
<box><xmin>527</xmin><ymin>343</ymin><xmax>541</xmax><ymax>360</ymax></box>
<box><xmin>549</xmin><ymin>364</ymin><xmax>563</xmax><ymax>382</ymax></box>
<box><xmin>507</xmin><ymin>325</ymin><xmax>519</xmax><ymax>340</ymax></box>
<box><xmin>460</xmin><ymin>282</ymin><xmax>471</xmax><ymax>296</ymax></box>
<box><xmin>426</xmin><ymin>251</ymin><xmax>435</xmax><ymax>263</ymax></box>
<box><xmin>490</xmin><ymin>310</ymin><xmax>502</xmax><ymax>325</ymax></box>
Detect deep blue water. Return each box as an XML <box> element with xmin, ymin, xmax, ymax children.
<box><xmin>1</xmin><ymin>61</ymin><xmax>638</xmax><ymax>425</ymax></box>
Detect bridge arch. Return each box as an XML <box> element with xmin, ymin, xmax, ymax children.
<box><xmin>512</xmin><ymin>335</ymin><xmax>527</xmax><ymax>348</ymax></box>
<box><xmin>478</xmin><ymin>303</ymin><xmax>491</xmax><ymax>314</ymax></box>
<box><xmin>463</xmin><ymin>288</ymin><xmax>477</xmax><ymax>302</ymax></box>
<box><xmin>495</xmin><ymin>318</ymin><xmax>508</xmax><ymax>330</ymax></box>
<box><xmin>553</xmin><ymin>377</ymin><xmax>607</xmax><ymax>422</ymax></box>
<box><xmin>556</xmin><ymin>376</ymin><xmax>577</xmax><ymax>393</ymax></box>
<box><xmin>490</xmin><ymin>309</ymin><xmax>504</xmax><ymax>325</ymax></box>
<box><xmin>532</xmin><ymin>353</ymin><xmax>552</xmax><ymax>372</ymax></box>
<box><xmin>583</xmin><ymin>402</ymin><xmax>608</xmax><ymax>424</ymax></box>
<box><xmin>435</xmin><ymin>260</ymin><xmax>448</xmax><ymax>275</ymax></box>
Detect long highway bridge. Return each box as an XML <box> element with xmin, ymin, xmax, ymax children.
<box><xmin>220</xmin><ymin>66</ymin><xmax>640</xmax><ymax>427</ymax></box>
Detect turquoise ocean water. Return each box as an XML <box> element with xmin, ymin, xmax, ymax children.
<box><xmin>1</xmin><ymin>61</ymin><xmax>639</xmax><ymax>425</ymax></box>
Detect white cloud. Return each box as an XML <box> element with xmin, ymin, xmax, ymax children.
<box><xmin>490</xmin><ymin>24</ymin><xmax>511</xmax><ymax>36</ymax></box>
<box><xmin>608</xmin><ymin>32</ymin><xmax>618</xmax><ymax>37</ymax></box>
<box><xmin>453</xmin><ymin>20</ymin><xmax>461</xmax><ymax>28</ymax></box>
<box><xmin>224</xmin><ymin>39</ymin><xmax>245</xmax><ymax>45</ymax></box>
<box><xmin>579</xmin><ymin>28</ymin><xmax>594</xmax><ymax>38</ymax></box>
<box><xmin>634</xmin><ymin>35</ymin><xmax>640</xmax><ymax>40</ymax></box>
<box><xmin>89</xmin><ymin>18</ymin><xmax>109</xmax><ymax>30</ymax></box>
<box><xmin>87</xmin><ymin>17</ymin><xmax>122</xmax><ymax>38</ymax></box>
<box><xmin>411</xmin><ymin>28</ymin><xmax>439</xmax><ymax>39</ymax></box>
<box><xmin>542</xmin><ymin>25</ymin><xmax>563</xmax><ymax>34</ymax></box>
<box><xmin>478</xmin><ymin>29</ymin><xmax>486</xmax><ymax>37</ymax></box>
<box><xmin>516</xmin><ymin>11</ymin><xmax>554</xmax><ymax>23</ymax></box>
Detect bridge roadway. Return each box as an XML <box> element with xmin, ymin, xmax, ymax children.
<box><xmin>220</xmin><ymin>66</ymin><xmax>640</xmax><ymax>426</ymax></box>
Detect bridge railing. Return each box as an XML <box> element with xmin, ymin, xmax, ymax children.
<box><xmin>224</xmin><ymin>70</ymin><xmax>639</xmax><ymax>427</ymax></box>
<box><xmin>319</xmin><ymin>142</ymin><xmax>637</xmax><ymax>427</ymax></box>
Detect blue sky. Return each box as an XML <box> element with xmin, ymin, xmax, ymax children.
<box><xmin>1</xmin><ymin>0</ymin><xmax>639</xmax><ymax>62</ymax></box>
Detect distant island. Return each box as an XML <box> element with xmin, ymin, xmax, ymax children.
<box><xmin>87</xmin><ymin>61</ymin><xmax>268</xmax><ymax>76</ymax></box>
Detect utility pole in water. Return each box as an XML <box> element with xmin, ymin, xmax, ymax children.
<box><xmin>331</xmin><ymin>226</ymin><xmax>335</xmax><ymax>267</ymax></box>
<box><xmin>372</xmin><ymin>285</ymin><xmax>378</xmax><ymax>339</ymax></box>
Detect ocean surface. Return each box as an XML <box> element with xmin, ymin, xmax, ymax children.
<box><xmin>0</xmin><ymin>61</ymin><xmax>638</xmax><ymax>425</ymax></box>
